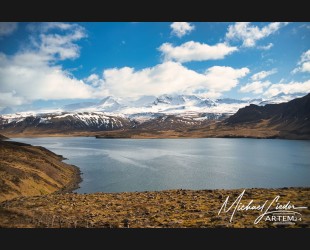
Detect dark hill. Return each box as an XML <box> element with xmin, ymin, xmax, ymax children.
<box><xmin>224</xmin><ymin>93</ymin><xmax>310</xmax><ymax>139</ymax></box>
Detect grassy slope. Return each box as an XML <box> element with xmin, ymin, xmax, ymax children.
<box><xmin>0</xmin><ymin>140</ymin><xmax>81</xmax><ymax>202</ymax></box>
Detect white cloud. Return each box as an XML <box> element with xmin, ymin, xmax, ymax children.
<box><xmin>264</xmin><ymin>80</ymin><xmax>310</xmax><ymax>98</ymax></box>
<box><xmin>0</xmin><ymin>53</ymin><xmax>93</xmax><ymax>102</ymax></box>
<box><xmin>258</xmin><ymin>43</ymin><xmax>273</xmax><ymax>50</ymax></box>
<box><xmin>97</xmin><ymin>62</ymin><xmax>249</xmax><ymax>99</ymax></box>
<box><xmin>85</xmin><ymin>74</ymin><xmax>99</xmax><ymax>83</ymax></box>
<box><xmin>203</xmin><ymin>66</ymin><xmax>249</xmax><ymax>92</ymax></box>
<box><xmin>37</xmin><ymin>25</ymin><xmax>86</xmax><ymax>61</ymax></box>
<box><xmin>300</xmin><ymin>50</ymin><xmax>310</xmax><ymax>63</ymax></box>
<box><xmin>170</xmin><ymin>22</ymin><xmax>195</xmax><ymax>38</ymax></box>
<box><xmin>292</xmin><ymin>50</ymin><xmax>310</xmax><ymax>73</ymax></box>
<box><xmin>0</xmin><ymin>23</ymin><xmax>92</xmax><ymax>108</ymax></box>
<box><xmin>84</xmin><ymin>74</ymin><xmax>104</xmax><ymax>87</ymax></box>
<box><xmin>0</xmin><ymin>91</ymin><xmax>26</xmax><ymax>107</ymax></box>
<box><xmin>240</xmin><ymin>81</ymin><xmax>271</xmax><ymax>94</ymax></box>
<box><xmin>0</xmin><ymin>22</ymin><xmax>18</xmax><ymax>37</ymax></box>
<box><xmin>27</xmin><ymin>22</ymin><xmax>78</xmax><ymax>32</ymax></box>
<box><xmin>159</xmin><ymin>41</ymin><xmax>238</xmax><ymax>63</ymax></box>
<box><xmin>300</xmin><ymin>62</ymin><xmax>310</xmax><ymax>72</ymax></box>
<box><xmin>251</xmin><ymin>69</ymin><xmax>277</xmax><ymax>81</ymax></box>
<box><xmin>226</xmin><ymin>22</ymin><xmax>288</xmax><ymax>47</ymax></box>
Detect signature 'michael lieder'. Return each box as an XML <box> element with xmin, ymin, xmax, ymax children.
<box><xmin>218</xmin><ymin>189</ymin><xmax>308</xmax><ymax>224</ymax></box>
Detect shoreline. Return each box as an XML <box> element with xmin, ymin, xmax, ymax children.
<box><xmin>4</xmin><ymin>133</ymin><xmax>310</xmax><ymax>140</ymax></box>
<box><xmin>0</xmin><ymin>138</ymin><xmax>83</xmax><ymax>202</ymax></box>
<box><xmin>3</xmin><ymin>129</ymin><xmax>310</xmax><ymax>140</ymax></box>
<box><xmin>55</xmin><ymin>163</ymin><xmax>82</xmax><ymax>194</ymax></box>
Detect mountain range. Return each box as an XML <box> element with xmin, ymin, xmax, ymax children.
<box><xmin>0</xmin><ymin>93</ymin><xmax>309</xmax><ymax>139</ymax></box>
<box><xmin>60</xmin><ymin>94</ymin><xmax>260</xmax><ymax>117</ymax></box>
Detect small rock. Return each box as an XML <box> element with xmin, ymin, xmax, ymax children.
<box><xmin>122</xmin><ymin>219</ymin><xmax>130</xmax><ymax>228</ymax></box>
<box><xmin>180</xmin><ymin>203</ymin><xmax>186</xmax><ymax>209</ymax></box>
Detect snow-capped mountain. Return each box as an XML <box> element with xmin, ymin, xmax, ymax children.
<box><xmin>1</xmin><ymin>93</ymin><xmax>303</xmax><ymax>118</ymax></box>
<box><xmin>1</xmin><ymin>93</ymin><xmax>308</xmax><ymax>135</ymax></box>
<box><xmin>141</xmin><ymin>94</ymin><xmax>262</xmax><ymax>116</ymax></box>
<box><xmin>63</xmin><ymin>102</ymin><xmax>97</xmax><ymax>111</ymax></box>
<box><xmin>259</xmin><ymin>93</ymin><xmax>306</xmax><ymax>105</ymax></box>
<box><xmin>0</xmin><ymin>112</ymin><xmax>133</xmax><ymax>134</ymax></box>
<box><xmin>63</xmin><ymin>96</ymin><xmax>123</xmax><ymax>112</ymax></box>
<box><xmin>94</xmin><ymin>96</ymin><xmax>123</xmax><ymax>112</ymax></box>
<box><xmin>154</xmin><ymin>94</ymin><xmax>188</xmax><ymax>105</ymax></box>
<box><xmin>56</xmin><ymin>94</ymin><xmax>262</xmax><ymax>118</ymax></box>
<box><xmin>217</xmin><ymin>98</ymin><xmax>248</xmax><ymax>104</ymax></box>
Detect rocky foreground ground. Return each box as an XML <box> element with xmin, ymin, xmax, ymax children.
<box><xmin>0</xmin><ymin>188</ymin><xmax>309</xmax><ymax>228</ymax></box>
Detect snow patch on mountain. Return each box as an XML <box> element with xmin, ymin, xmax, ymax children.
<box><xmin>1</xmin><ymin>93</ymin><xmax>307</xmax><ymax>126</ymax></box>
<box><xmin>259</xmin><ymin>93</ymin><xmax>306</xmax><ymax>105</ymax></box>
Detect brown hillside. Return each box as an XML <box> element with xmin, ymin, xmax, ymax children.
<box><xmin>0</xmin><ymin>139</ymin><xmax>81</xmax><ymax>202</ymax></box>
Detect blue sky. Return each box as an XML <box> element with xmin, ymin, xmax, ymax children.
<box><xmin>0</xmin><ymin>22</ymin><xmax>309</xmax><ymax>111</ymax></box>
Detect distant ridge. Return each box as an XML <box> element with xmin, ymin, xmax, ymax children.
<box><xmin>224</xmin><ymin>93</ymin><xmax>310</xmax><ymax>138</ymax></box>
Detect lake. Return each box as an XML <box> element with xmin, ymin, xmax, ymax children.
<box><xmin>12</xmin><ymin>137</ymin><xmax>310</xmax><ymax>193</ymax></box>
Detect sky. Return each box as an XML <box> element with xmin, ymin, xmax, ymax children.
<box><xmin>0</xmin><ymin>22</ymin><xmax>309</xmax><ymax>112</ymax></box>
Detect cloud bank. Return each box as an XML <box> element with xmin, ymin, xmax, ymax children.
<box><xmin>240</xmin><ymin>81</ymin><xmax>271</xmax><ymax>94</ymax></box>
<box><xmin>0</xmin><ymin>22</ymin><xmax>251</xmax><ymax>108</ymax></box>
<box><xmin>0</xmin><ymin>23</ymin><xmax>92</xmax><ymax>108</ymax></box>
<box><xmin>98</xmin><ymin>62</ymin><xmax>249</xmax><ymax>99</ymax></box>
<box><xmin>226</xmin><ymin>22</ymin><xmax>288</xmax><ymax>47</ymax></box>
<box><xmin>159</xmin><ymin>41</ymin><xmax>237</xmax><ymax>63</ymax></box>
<box><xmin>264</xmin><ymin>80</ymin><xmax>310</xmax><ymax>97</ymax></box>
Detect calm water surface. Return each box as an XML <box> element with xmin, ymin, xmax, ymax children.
<box><xmin>13</xmin><ymin>137</ymin><xmax>310</xmax><ymax>193</ymax></box>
